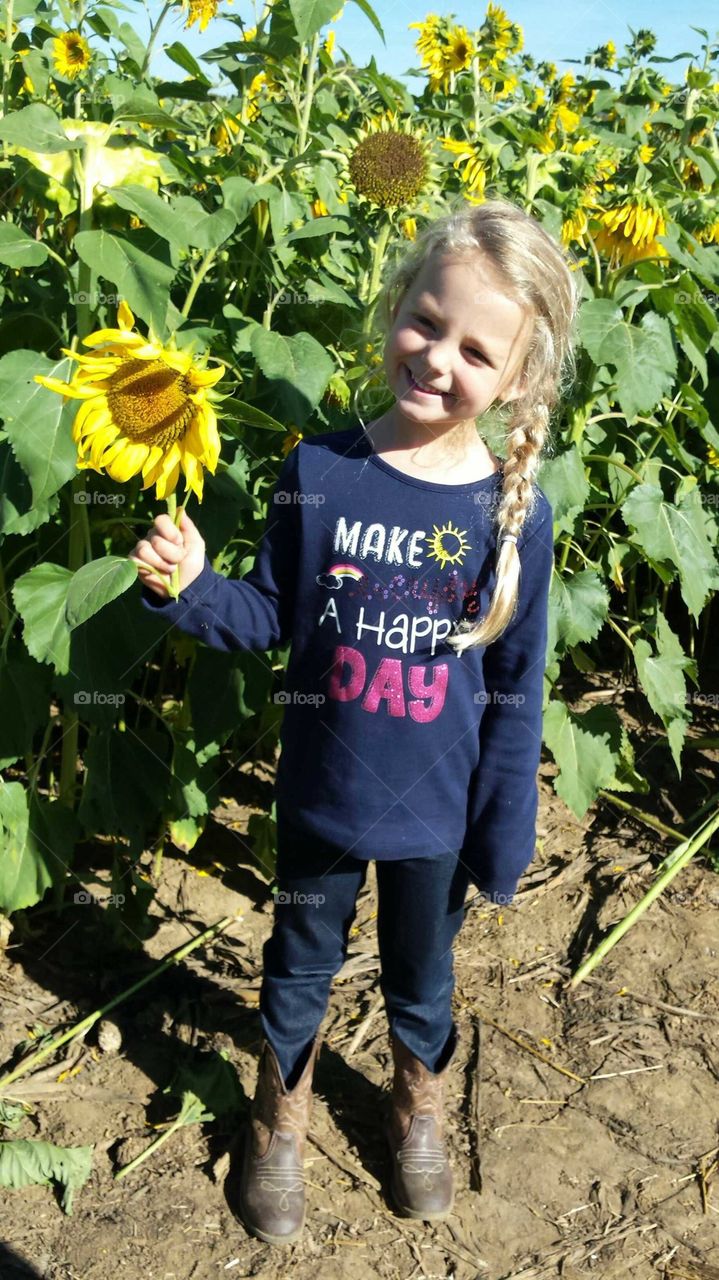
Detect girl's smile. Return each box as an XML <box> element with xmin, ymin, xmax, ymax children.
<box><xmin>402</xmin><ymin>363</ymin><xmax>455</xmax><ymax>400</ymax></box>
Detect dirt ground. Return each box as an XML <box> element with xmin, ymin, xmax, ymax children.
<box><xmin>1</xmin><ymin>680</ymin><xmax>718</xmax><ymax>1280</ymax></box>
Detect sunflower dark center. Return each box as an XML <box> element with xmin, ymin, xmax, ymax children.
<box><xmin>107</xmin><ymin>359</ymin><xmax>194</xmax><ymax>448</ymax></box>
<box><xmin>349</xmin><ymin>132</ymin><xmax>428</xmax><ymax>208</ymax></box>
<box><xmin>67</xmin><ymin>36</ymin><xmax>88</xmax><ymax>65</ymax></box>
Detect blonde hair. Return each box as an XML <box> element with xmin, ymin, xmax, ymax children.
<box><xmin>355</xmin><ymin>196</ymin><xmax>580</xmax><ymax>653</ymax></box>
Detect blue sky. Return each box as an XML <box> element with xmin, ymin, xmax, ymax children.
<box><xmin>143</xmin><ymin>1</ymin><xmax>716</xmax><ymax>87</ymax></box>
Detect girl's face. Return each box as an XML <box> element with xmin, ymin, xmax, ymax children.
<box><xmin>383</xmin><ymin>252</ymin><xmax>531</xmax><ymax>434</ymax></box>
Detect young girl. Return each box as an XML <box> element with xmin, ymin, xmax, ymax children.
<box><xmin>130</xmin><ymin>197</ymin><xmax>578</xmax><ymax>1246</ymax></box>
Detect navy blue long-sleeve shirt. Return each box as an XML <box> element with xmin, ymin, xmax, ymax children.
<box><xmin>140</xmin><ymin>424</ymin><xmax>554</xmax><ymax>904</ymax></box>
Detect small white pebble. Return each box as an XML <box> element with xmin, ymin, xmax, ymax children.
<box><xmin>97</xmin><ymin>1019</ymin><xmax>123</xmax><ymax>1053</ymax></box>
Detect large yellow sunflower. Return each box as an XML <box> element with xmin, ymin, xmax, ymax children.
<box><xmin>409</xmin><ymin>15</ymin><xmax>476</xmax><ymax>92</ymax></box>
<box><xmin>33</xmin><ymin>301</ymin><xmax>226</xmax><ymax>502</ymax></box>
<box><xmin>52</xmin><ymin>31</ymin><xmax>92</xmax><ymax>80</ymax></box>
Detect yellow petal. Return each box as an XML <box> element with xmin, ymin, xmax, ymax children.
<box><xmin>141</xmin><ymin>444</ymin><xmax>164</xmax><ymax>480</ymax></box>
<box><xmin>99</xmin><ymin>438</ymin><xmax>129</xmax><ymax>468</ymax></box>
<box><xmin>89</xmin><ymin>423</ymin><xmax>121</xmax><ymax>468</ymax></box>
<box><xmin>160</xmin><ymin>350</ymin><xmax>194</xmax><ymax>375</ymax></box>
<box><xmin>61</xmin><ymin>348</ymin><xmax>119</xmax><ymax>369</ymax></box>
<box><xmin>117</xmin><ymin>300</ymin><xmax>135</xmax><ymax>330</ymax></box>
<box><xmin>199</xmin><ymin>404</ymin><xmax>220</xmax><ymax>469</ymax></box>
<box><xmin>189</xmin><ymin>362</ymin><xmax>225</xmax><ymax>388</ymax></box>
<box><xmin>154</xmin><ymin>443</ymin><xmax>182</xmax><ymax>499</ymax></box>
<box><xmin>181</xmin><ymin>442</ymin><xmax>200</xmax><ymax>491</ymax></box>
<box><xmin>127</xmin><ymin>342</ymin><xmax>175</xmax><ymax>362</ymax></box>
<box><xmin>72</xmin><ymin>397</ymin><xmax>107</xmax><ymax>445</ymax></box>
<box><xmin>82</xmin><ymin>327</ymin><xmax>147</xmax><ymax>348</ymax></box>
<box><xmin>34</xmin><ymin>374</ymin><xmax>97</xmax><ymax>399</ymax></box>
<box><xmin>104</xmin><ymin>441</ymin><xmax>150</xmax><ymax>483</ymax></box>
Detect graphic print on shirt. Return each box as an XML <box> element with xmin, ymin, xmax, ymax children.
<box><xmin>315</xmin><ymin>515</ymin><xmax>482</xmax><ymax>724</ymax></box>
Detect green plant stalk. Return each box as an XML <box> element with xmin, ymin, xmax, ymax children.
<box><xmin>240</xmin><ymin>201</ymin><xmax>269</xmax><ymax>315</ymax></box>
<box><xmin>58</xmin><ymin>141</ymin><xmax>95</xmax><ymax>809</ymax></box>
<box><xmin>164</xmin><ymin>492</ymin><xmax>185</xmax><ymax>600</ymax></box>
<box><xmin>1</xmin><ymin>0</ymin><xmax>14</xmax><ymax>143</ymax></box>
<box><xmin>0</xmin><ymin>913</ymin><xmax>240</xmax><ymax>1092</ymax></box>
<box><xmin>361</xmin><ymin>220</ymin><xmax>392</xmax><ymax>337</ymax></box>
<box><xmin>114</xmin><ymin>1102</ymin><xmax>207</xmax><ymax>1180</ymax></box>
<box><xmin>72</xmin><ymin>0</ymin><xmax>87</xmax><ymax>120</ymax></box>
<box><xmin>139</xmin><ymin>0</ymin><xmax>174</xmax><ymax>80</ymax></box>
<box><xmin>597</xmin><ymin>790</ymin><xmax>686</xmax><ymax>841</ymax></box>
<box><xmin>569</xmin><ymin>804</ymin><xmax>719</xmax><ymax>986</ymax></box>
<box><xmin>180</xmin><ymin>247</ymin><xmax>217</xmax><ymax>321</ymax></box>
<box><xmin>297</xmin><ymin>33</ymin><xmax>320</xmax><ymax>154</ymax></box>
<box><xmin>0</xmin><ymin>551</ymin><xmax>8</xmax><ymax>630</ymax></box>
<box><xmin>472</xmin><ymin>57</ymin><xmax>481</xmax><ymax>132</ymax></box>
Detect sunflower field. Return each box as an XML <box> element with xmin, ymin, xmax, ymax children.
<box><xmin>0</xmin><ymin>0</ymin><xmax>718</xmax><ymax>953</ymax></box>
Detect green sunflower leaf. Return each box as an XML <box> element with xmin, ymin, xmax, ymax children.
<box><xmin>0</xmin><ymin>224</ymin><xmax>49</xmax><ymax>268</ymax></box>
<box><xmin>73</xmin><ymin>230</ymin><xmax>175</xmax><ymax>340</ymax></box>
<box><xmin>66</xmin><ymin>557</ymin><xmax>140</xmax><ymax>630</ymax></box>
<box><xmin>0</xmin><ymin>103</ymin><xmax>77</xmax><ymax>153</ymax></box>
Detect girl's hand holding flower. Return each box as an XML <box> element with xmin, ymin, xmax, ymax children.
<box><xmin>129</xmin><ymin>510</ymin><xmax>206</xmax><ymax>599</ymax></box>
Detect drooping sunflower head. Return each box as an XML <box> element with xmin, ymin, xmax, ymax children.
<box><xmin>33</xmin><ymin>301</ymin><xmax>227</xmax><ymax>502</ymax></box>
<box><xmin>591</xmin><ymin>194</ymin><xmax>670</xmax><ymax>266</ymax></box>
<box><xmin>211</xmin><ymin>112</ymin><xmax>242</xmax><ymax>154</ymax></box>
<box><xmin>343</xmin><ymin>112</ymin><xmax>439</xmax><ymax>212</ymax></box>
<box><xmin>478</xmin><ymin>3</ymin><xmax>523</xmax><ymax>69</ymax></box>
<box><xmin>52</xmin><ymin>31</ymin><xmax>92</xmax><ymax>81</ymax></box>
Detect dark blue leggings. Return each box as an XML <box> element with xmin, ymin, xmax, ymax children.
<box><xmin>259</xmin><ymin>844</ymin><xmax>470</xmax><ymax>1088</ymax></box>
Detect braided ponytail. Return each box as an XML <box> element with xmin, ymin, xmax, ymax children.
<box><xmin>448</xmin><ymin>399</ymin><xmax>552</xmax><ymax>653</ymax></box>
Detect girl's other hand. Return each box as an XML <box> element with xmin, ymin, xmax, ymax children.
<box><xmin>129</xmin><ymin>509</ymin><xmax>206</xmax><ymax>599</ymax></box>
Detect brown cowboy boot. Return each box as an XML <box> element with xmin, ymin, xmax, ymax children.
<box><xmin>386</xmin><ymin>1025</ymin><xmax>458</xmax><ymax>1220</ymax></box>
<box><xmin>238</xmin><ymin>1031</ymin><xmax>322</xmax><ymax>1244</ymax></box>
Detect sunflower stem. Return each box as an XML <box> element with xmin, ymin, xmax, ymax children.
<box><xmin>58</xmin><ymin>475</ymin><xmax>90</xmax><ymax>810</ymax></box>
<box><xmin>1</xmin><ymin>0</ymin><xmax>15</xmax><ymax>149</ymax></box>
<box><xmin>58</xmin><ymin>137</ymin><xmax>96</xmax><ymax>813</ymax></box>
<box><xmin>240</xmin><ymin>204</ymin><xmax>269</xmax><ymax>315</ymax></box>
<box><xmin>297</xmin><ymin>33</ymin><xmax>320</xmax><ymax>154</ymax></box>
<box><xmin>114</xmin><ymin>1108</ymin><xmax>190</xmax><ymax>1181</ymax></box>
<box><xmin>472</xmin><ymin>56</ymin><xmax>481</xmax><ymax>133</ymax></box>
<box><xmin>180</xmin><ymin>247</ymin><xmax>217</xmax><ymax>320</ymax></box>
<box><xmin>0</xmin><ymin>551</ymin><xmax>9</xmax><ymax>630</ymax></box>
<box><xmin>139</xmin><ymin>0</ymin><xmax>174</xmax><ymax>80</ymax></box>
<box><xmin>361</xmin><ymin>219</ymin><xmax>392</xmax><ymax>337</ymax></box>
<box><xmin>163</xmin><ymin>492</ymin><xmax>185</xmax><ymax>600</ymax></box>
<box><xmin>569</xmin><ymin>804</ymin><xmax>719</xmax><ymax>986</ymax></box>
<box><xmin>0</xmin><ymin>913</ymin><xmax>241</xmax><ymax>1092</ymax></box>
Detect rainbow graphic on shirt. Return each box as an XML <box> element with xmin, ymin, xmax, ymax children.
<box><xmin>327</xmin><ymin>563</ymin><xmax>364</xmax><ymax>580</ymax></box>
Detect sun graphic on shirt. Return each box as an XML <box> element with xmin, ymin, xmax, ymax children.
<box><xmin>425</xmin><ymin>521</ymin><xmax>472</xmax><ymax>568</ymax></box>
